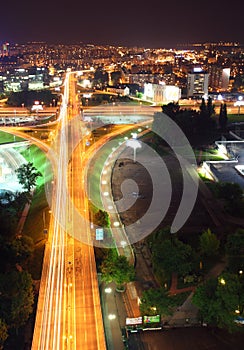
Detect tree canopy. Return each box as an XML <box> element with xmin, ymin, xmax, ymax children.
<box><xmin>0</xmin><ymin>270</ymin><xmax>34</xmax><ymax>329</ymax></box>
<box><xmin>199</xmin><ymin>229</ymin><xmax>220</xmax><ymax>257</ymax></box>
<box><xmin>139</xmin><ymin>288</ymin><xmax>178</xmax><ymax>317</ymax></box>
<box><xmin>15</xmin><ymin>162</ymin><xmax>42</xmax><ymax>192</ymax></box>
<box><xmin>155</xmin><ymin>100</ymin><xmax>217</xmax><ymax>145</ymax></box>
<box><xmin>192</xmin><ymin>272</ymin><xmax>244</xmax><ymax>332</ymax></box>
<box><xmin>152</xmin><ymin>236</ymin><xmax>194</xmax><ymax>278</ymax></box>
<box><xmin>226</xmin><ymin>229</ymin><xmax>244</xmax><ymax>273</ymax></box>
<box><xmin>101</xmin><ymin>250</ymin><xmax>135</xmax><ymax>289</ymax></box>
<box><xmin>0</xmin><ymin>319</ymin><xmax>8</xmax><ymax>350</ymax></box>
<box><xmin>214</xmin><ymin>182</ymin><xmax>244</xmax><ymax>217</ymax></box>
<box><xmin>219</xmin><ymin>103</ymin><xmax>228</xmax><ymax>131</ymax></box>
<box><xmin>6</xmin><ymin>89</ymin><xmax>58</xmax><ymax>107</ymax></box>
<box><xmin>93</xmin><ymin>209</ymin><xmax>110</xmax><ymax>228</ymax></box>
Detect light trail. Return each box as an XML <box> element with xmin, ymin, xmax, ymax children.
<box><xmin>31</xmin><ymin>71</ymin><xmax>107</xmax><ymax>350</ymax></box>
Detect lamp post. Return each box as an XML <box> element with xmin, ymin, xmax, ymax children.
<box><xmin>126</xmin><ymin>135</ymin><xmax>141</xmax><ymax>163</ymax></box>
<box><xmin>235</xmin><ymin>96</ymin><xmax>243</xmax><ymax>116</ymax></box>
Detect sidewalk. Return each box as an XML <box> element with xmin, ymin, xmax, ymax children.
<box><xmin>169</xmin><ymin>273</ymin><xmax>196</xmax><ymax>295</ymax></box>
<box><xmin>100</xmin><ymin>281</ymin><xmax>128</xmax><ymax>350</ymax></box>
<box><xmin>166</xmin><ymin>258</ymin><xmax>228</xmax><ymax>327</ymax></box>
<box><xmin>16</xmin><ymin>200</ymin><xmax>31</xmax><ymax>236</ymax></box>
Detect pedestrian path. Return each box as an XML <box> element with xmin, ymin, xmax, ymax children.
<box><xmin>169</xmin><ymin>273</ymin><xmax>196</xmax><ymax>295</ymax></box>
<box><xmin>167</xmin><ymin>258</ymin><xmax>228</xmax><ymax>326</ymax></box>
<box><xmin>100</xmin><ymin>281</ymin><xmax>128</xmax><ymax>350</ymax></box>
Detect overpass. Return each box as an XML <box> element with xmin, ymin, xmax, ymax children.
<box><xmin>83</xmin><ymin>103</ymin><xmax>154</xmax><ymax>125</ymax></box>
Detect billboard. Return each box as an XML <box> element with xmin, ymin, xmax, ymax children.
<box><xmin>126</xmin><ymin>317</ymin><xmax>143</xmax><ymax>326</ymax></box>
<box><xmin>95</xmin><ymin>228</ymin><xmax>104</xmax><ymax>240</ymax></box>
<box><xmin>143</xmin><ymin>315</ymin><xmax>161</xmax><ymax>324</ymax></box>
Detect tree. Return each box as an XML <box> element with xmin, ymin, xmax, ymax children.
<box><xmin>219</xmin><ymin>103</ymin><xmax>228</xmax><ymax>131</ymax></box>
<box><xmin>199</xmin><ymin>229</ymin><xmax>220</xmax><ymax>257</ymax></box>
<box><xmin>161</xmin><ymin>102</ymin><xmax>180</xmax><ymax>119</ymax></box>
<box><xmin>207</xmin><ymin>97</ymin><xmax>215</xmax><ymax>118</ymax></box>
<box><xmin>93</xmin><ymin>68</ymin><xmax>109</xmax><ymax>88</ymax></box>
<box><xmin>139</xmin><ymin>288</ymin><xmax>177</xmax><ymax>317</ymax></box>
<box><xmin>215</xmin><ymin>182</ymin><xmax>244</xmax><ymax>216</ymax></box>
<box><xmin>0</xmin><ymin>270</ymin><xmax>34</xmax><ymax>329</ymax></box>
<box><xmin>199</xmin><ymin>98</ymin><xmax>207</xmax><ymax>117</ymax></box>
<box><xmin>9</xmin><ymin>235</ymin><xmax>34</xmax><ymax>265</ymax></box>
<box><xmin>147</xmin><ymin>227</ymin><xmax>171</xmax><ymax>248</ymax></box>
<box><xmin>111</xmin><ymin>71</ymin><xmax>122</xmax><ymax>85</ymax></box>
<box><xmin>101</xmin><ymin>251</ymin><xmax>135</xmax><ymax>290</ymax></box>
<box><xmin>0</xmin><ymin>235</ymin><xmax>34</xmax><ymax>271</ymax></box>
<box><xmin>94</xmin><ymin>209</ymin><xmax>110</xmax><ymax>228</ymax></box>
<box><xmin>15</xmin><ymin>162</ymin><xmax>42</xmax><ymax>192</ymax></box>
<box><xmin>0</xmin><ymin>207</ymin><xmax>18</xmax><ymax>238</ymax></box>
<box><xmin>192</xmin><ymin>273</ymin><xmax>244</xmax><ymax>332</ymax></box>
<box><xmin>226</xmin><ymin>229</ymin><xmax>244</xmax><ymax>273</ymax></box>
<box><xmin>0</xmin><ymin>319</ymin><xmax>8</xmax><ymax>350</ymax></box>
<box><xmin>216</xmin><ymin>182</ymin><xmax>243</xmax><ymax>202</ymax></box>
<box><xmin>152</xmin><ymin>237</ymin><xmax>193</xmax><ymax>278</ymax></box>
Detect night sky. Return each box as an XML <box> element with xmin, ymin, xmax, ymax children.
<box><xmin>1</xmin><ymin>0</ymin><xmax>244</xmax><ymax>48</ymax></box>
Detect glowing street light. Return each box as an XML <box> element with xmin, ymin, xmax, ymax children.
<box><xmin>121</xmin><ymin>240</ymin><xmax>126</xmax><ymax>247</ymax></box>
<box><xmin>219</xmin><ymin>277</ymin><xmax>226</xmax><ymax>285</ymax></box>
<box><xmin>108</xmin><ymin>314</ymin><xmax>116</xmax><ymax>320</ymax></box>
<box><xmin>126</xmin><ymin>138</ymin><xmax>141</xmax><ymax>163</ymax></box>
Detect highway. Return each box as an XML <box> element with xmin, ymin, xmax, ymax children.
<box><xmin>31</xmin><ymin>72</ymin><xmax>107</xmax><ymax>350</ymax></box>
<box><xmin>0</xmin><ymin>74</ymin><xmax>156</xmax><ymax>349</ymax></box>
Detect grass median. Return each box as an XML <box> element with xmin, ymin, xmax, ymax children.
<box><xmin>20</xmin><ymin>145</ymin><xmax>52</xmax><ymax>280</ymax></box>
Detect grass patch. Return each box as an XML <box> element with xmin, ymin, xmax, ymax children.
<box><xmin>88</xmin><ymin>141</ymin><xmax>116</xmax><ymax>208</ymax></box>
<box><xmin>227</xmin><ymin>114</ymin><xmax>244</xmax><ymax>123</ymax></box>
<box><xmin>21</xmin><ymin>145</ymin><xmax>53</xmax><ymax>280</ymax></box>
<box><xmin>24</xmin><ymin>184</ymin><xmax>50</xmax><ymax>279</ymax></box>
<box><xmin>0</xmin><ymin>130</ymin><xmax>52</xmax><ymax>279</ymax></box>
<box><xmin>20</xmin><ymin>144</ymin><xmax>53</xmax><ymax>187</ymax></box>
<box><xmin>24</xmin><ymin>185</ymin><xmax>49</xmax><ymax>243</ymax></box>
<box><xmin>88</xmin><ymin>135</ymin><xmax>129</xmax><ymax>208</ymax></box>
<box><xmin>194</xmin><ymin>149</ymin><xmax>225</xmax><ymax>162</ymax></box>
<box><xmin>0</xmin><ymin>130</ymin><xmax>23</xmax><ymax>143</ymax></box>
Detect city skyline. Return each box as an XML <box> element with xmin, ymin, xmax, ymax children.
<box><xmin>0</xmin><ymin>2</ymin><xmax>244</xmax><ymax>349</ymax></box>
<box><xmin>1</xmin><ymin>0</ymin><xmax>244</xmax><ymax>48</ymax></box>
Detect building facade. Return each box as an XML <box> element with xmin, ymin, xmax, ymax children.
<box><xmin>144</xmin><ymin>83</ymin><xmax>181</xmax><ymax>105</ymax></box>
<box><xmin>187</xmin><ymin>68</ymin><xmax>209</xmax><ymax>98</ymax></box>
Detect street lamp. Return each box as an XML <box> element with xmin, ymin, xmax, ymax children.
<box><xmin>234</xmin><ymin>97</ymin><xmax>244</xmax><ymax>116</ymax></box>
<box><xmin>126</xmin><ymin>138</ymin><xmax>141</xmax><ymax>163</ymax></box>
<box><xmin>108</xmin><ymin>314</ymin><xmax>116</xmax><ymax>320</ymax></box>
<box><xmin>121</xmin><ymin>240</ymin><xmax>126</xmax><ymax>248</ymax></box>
<box><xmin>219</xmin><ymin>277</ymin><xmax>226</xmax><ymax>285</ymax></box>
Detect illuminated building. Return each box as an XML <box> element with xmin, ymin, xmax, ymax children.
<box><xmin>144</xmin><ymin>83</ymin><xmax>181</xmax><ymax>105</ymax></box>
<box><xmin>208</xmin><ymin>65</ymin><xmax>230</xmax><ymax>92</ymax></box>
<box><xmin>1</xmin><ymin>42</ymin><xmax>10</xmax><ymax>57</ymax></box>
<box><xmin>187</xmin><ymin>68</ymin><xmax>209</xmax><ymax>98</ymax></box>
